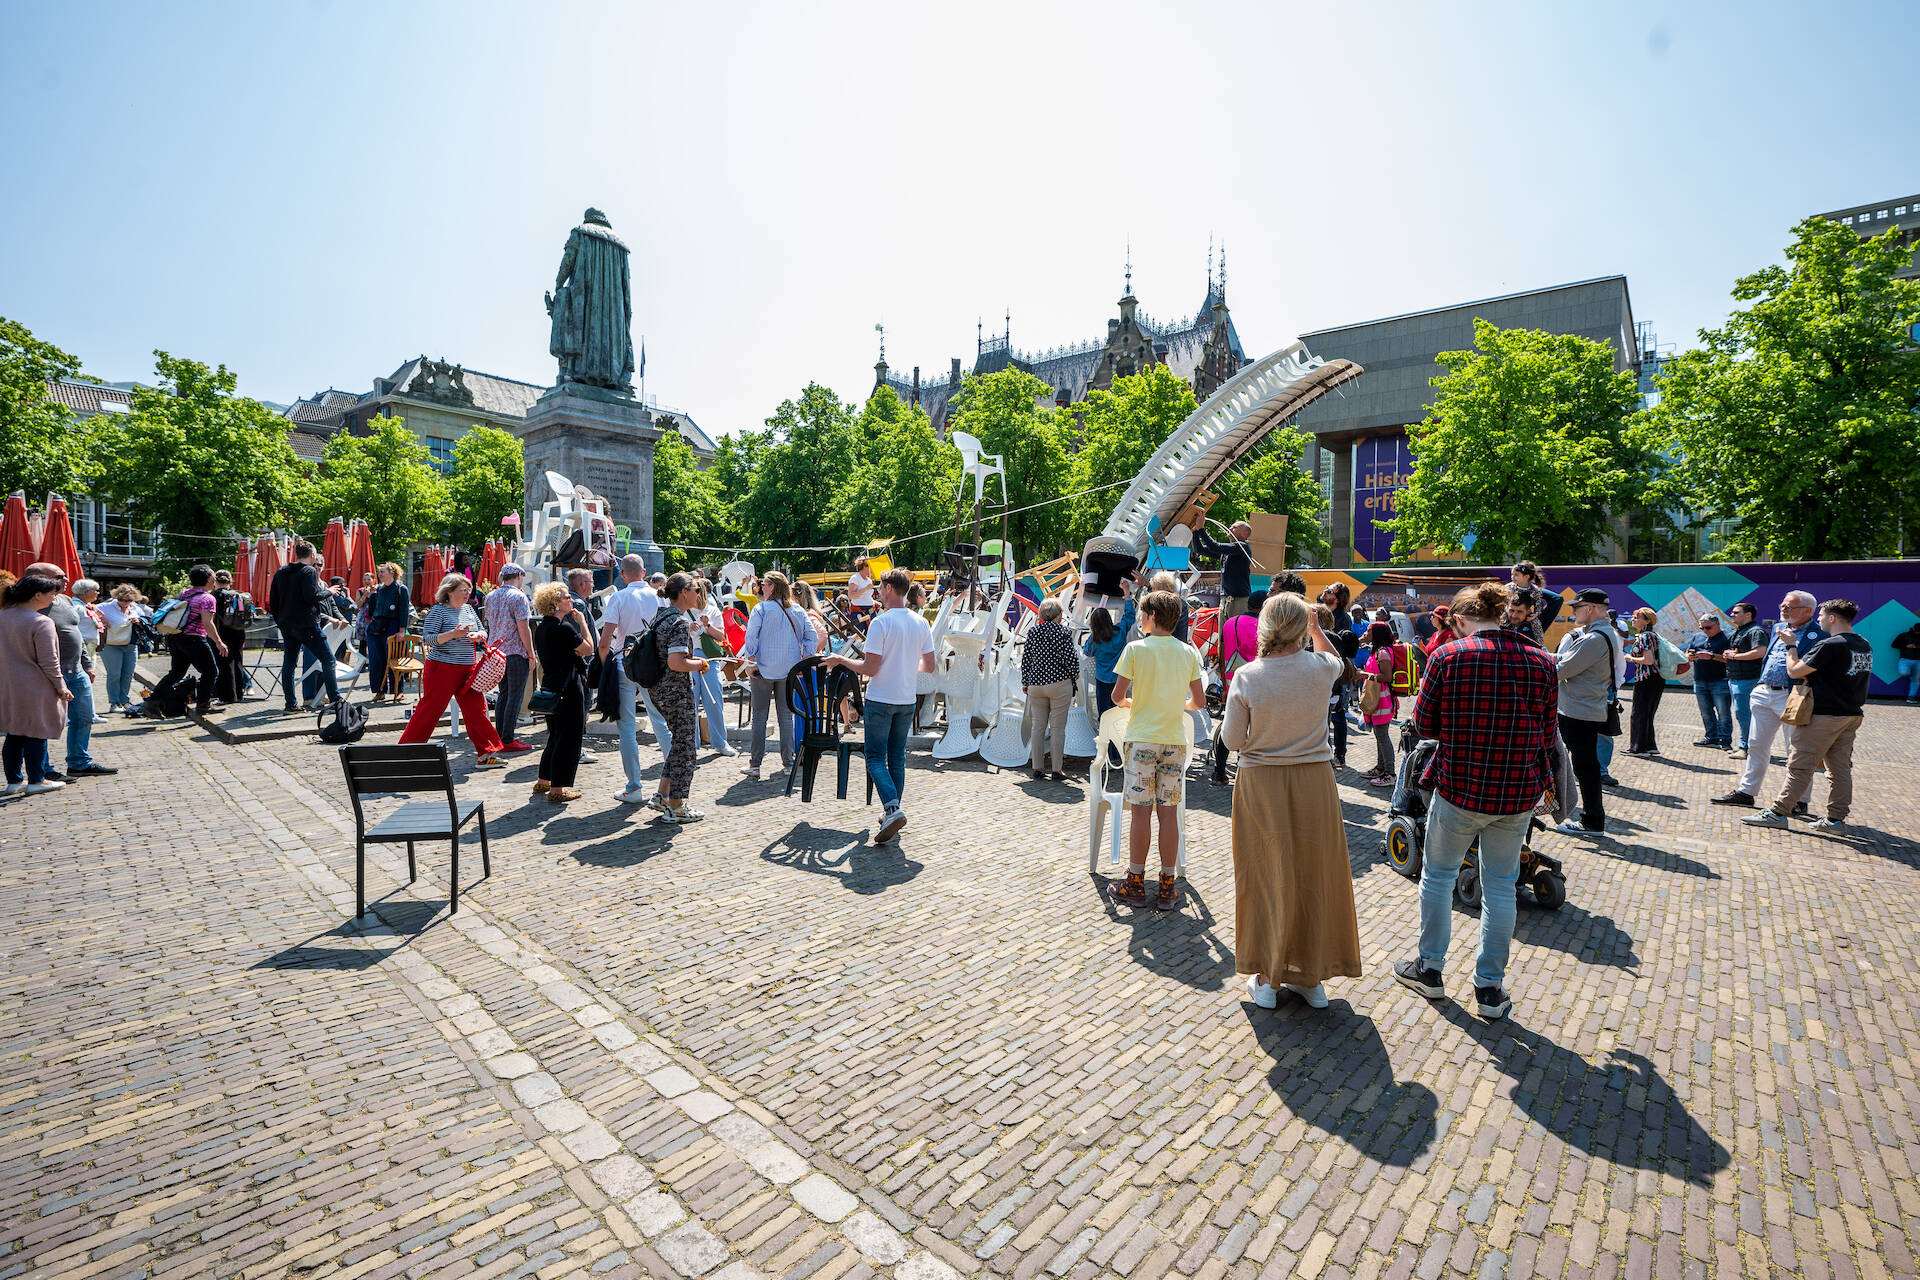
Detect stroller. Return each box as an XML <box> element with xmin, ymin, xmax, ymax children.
<box><xmin>1382</xmin><ymin>724</ymin><xmax>1568</xmax><ymax>911</ymax></box>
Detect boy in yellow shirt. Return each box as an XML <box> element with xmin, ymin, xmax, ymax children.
<box><xmin>1111</xmin><ymin>590</ymin><xmax>1206</xmax><ymax>909</ymax></box>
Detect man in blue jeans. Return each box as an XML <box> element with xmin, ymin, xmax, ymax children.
<box><xmin>1393</xmin><ymin>582</ymin><xmax>1560</xmax><ymax>1022</ymax></box>
<box><xmin>266</xmin><ymin>540</ymin><xmax>341</xmax><ymax>712</ymax></box>
<box><xmin>823</xmin><ymin>568</ymin><xmax>934</xmax><ymax>844</ymax></box>
<box><xmin>1685</xmin><ymin>612</ymin><xmax>1733</xmax><ymax>749</ymax></box>
<box><xmin>1721</xmin><ymin>602</ymin><xmax>1768</xmax><ymax>756</ymax></box>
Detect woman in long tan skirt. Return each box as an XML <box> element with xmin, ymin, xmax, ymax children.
<box><xmin>1220</xmin><ymin>592</ymin><xmax>1363</xmax><ymax>1009</ymax></box>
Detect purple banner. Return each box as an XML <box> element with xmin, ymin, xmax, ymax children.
<box><xmin>1352</xmin><ymin>435</ymin><xmax>1413</xmax><ymax>563</ymax></box>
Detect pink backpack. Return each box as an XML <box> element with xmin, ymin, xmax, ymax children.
<box><xmin>1222</xmin><ymin>614</ymin><xmax>1260</xmax><ymax>683</ymax></box>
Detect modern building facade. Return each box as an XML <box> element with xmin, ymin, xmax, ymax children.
<box><xmin>1294</xmin><ymin>276</ymin><xmax>1640</xmax><ymax>568</ymax></box>
<box><xmin>1816</xmin><ymin>192</ymin><xmax>1920</xmax><ymax>279</ymax></box>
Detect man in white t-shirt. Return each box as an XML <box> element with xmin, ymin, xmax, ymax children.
<box><xmin>598</xmin><ymin>553</ymin><xmax>675</xmax><ymax>803</ymax></box>
<box><xmin>822</xmin><ymin>567</ymin><xmax>934</xmax><ymax>842</ymax></box>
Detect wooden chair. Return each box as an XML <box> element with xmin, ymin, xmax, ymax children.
<box><xmin>781</xmin><ymin>656</ymin><xmax>872</xmax><ymax>805</ymax></box>
<box><xmin>384</xmin><ymin>631</ymin><xmax>425</xmax><ymax>701</ymax></box>
<box><xmin>338</xmin><ymin>744</ymin><xmax>489</xmax><ymax>918</ymax></box>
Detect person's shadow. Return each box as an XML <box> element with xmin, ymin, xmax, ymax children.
<box><xmin>1240</xmin><ymin>1005</ymin><xmax>1438</xmax><ymax>1167</ymax></box>
<box><xmin>1436</xmin><ymin>1003</ymin><xmax>1729</xmax><ymax>1184</ymax></box>
<box><xmin>760</xmin><ymin>822</ymin><xmax>923</xmax><ymax>895</ymax></box>
<box><xmin>1510</xmin><ymin>901</ymin><xmax>1641</xmax><ymax>970</ymax></box>
<box><xmin>1096</xmin><ymin>879</ymin><xmax>1238</xmax><ymax>992</ymax></box>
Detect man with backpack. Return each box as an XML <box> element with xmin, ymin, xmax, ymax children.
<box><xmin>267</xmin><ymin>540</ymin><xmax>341</xmax><ymax>714</ymax></box>
<box><xmin>821</xmin><ymin>568</ymin><xmax>935</xmax><ymax>843</ymax></box>
<box><xmin>597</xmin><ymin>553</ymin><xmax>675</xmax><ymax>804</ymax></box>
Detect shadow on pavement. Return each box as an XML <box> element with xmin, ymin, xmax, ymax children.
<box><xmin>1438</xmin><ymin>1004</ymin><xmax>1730</xmax><ymax>1185</ymax></box>
<box><xmin>760</xmin><ymin>821</ymin><xmax>924</xmax><ymax>895</ymax></box>
<box><xmin>1241</xmin><ymin>1004</ymin><xmax>1438</xmax><ymax>1167</ymax></box>
<box><xmin>253</xmin><ymin>895</ymin><xmax>446</xmax><ymax>969</ymax></box>
<box><xmin>1098</xmin><ymin>876</ymin><xmax>1237</xmax><ymax>992</ymax></box>
<box><xmin>1592</xmin><ymin>838</ymin><xmax>1722</xmax><ymax>880</ymax></box>
<box><xmin>1512</xmin><ymin>901</ymin><xmax>1641</xmax><ymax>970</ymax></box>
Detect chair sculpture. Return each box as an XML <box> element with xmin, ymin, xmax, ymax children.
<box><xmin>781</xmin><ymin>657</ymin><xmax>873</xmax><ymax>804</ymax></box>
<box><xmin>1085</xmin><ymin>706</ymin><xmax>1191</xmax><ymax>876</ymax></box>
<box><xmin>978</xmin><ymin>654</ymin><xmax>1036</xmax><ymax>769</ymax></box>
<box><xmin>950</xmin><ymin>430</ymin><xmax>1007</xmax><ymax>511</ymax></box>
<box><xmin>302</xmin><ymin>616</ymin><xmax>367</xmax><ymax>708</ymax></box>
<box><xmin>338</xmin><ymin>743</ymin><xmax>490</xmax><ymax>918</ymax></box>
<box><xmin>384</xmin><ymin>632</ymin><xmax>424</xmax><ymax>701</ymax></box>
<box><xmin>932</xmin><ymin>629</ymin><xmax>988</xmax><ymax>759</ymax></box>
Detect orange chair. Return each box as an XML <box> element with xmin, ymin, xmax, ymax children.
<box><xmin>384</xmin><ymin>632</ymin><xmax>425</xmax><ymax>702</ymax></box>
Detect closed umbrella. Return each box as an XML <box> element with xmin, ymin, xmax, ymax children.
<box><xmin>0</xmin><ymin>491</ymin><xmax>36</xmax><ymax>579</ymax></box>
<box><xmin>233</xmin><ymin>539</ymin><xmax>252</xmax><ymax>598</ymax></box>
<box><xmin>40</xmin><ymin>494</ymin><xmax>81</xmax><ymax>588</ymax></box>
<box><xmin>422</xmin><ymin>546</ymin><xmax>445</xmax><ymax>601</ymax></box>
<box><xmin>253</xmin><ymin>534</ymin><xmax>281</xmax><ymax>608</ymax></box>
<box><xmin>320</xmin><ymin>517</ymin><xmax>348</xmax><ymax>584</ymax></box>
<box><xmin>346</xmin><ymin>519</ymin><xmax>375</xmax><ymax>594</ymax></box>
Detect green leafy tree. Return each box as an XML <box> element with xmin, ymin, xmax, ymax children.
<box><xmin>652</xmin><ymin>420</ymin><xmax>729</xmax><ymax>571</ymax></box>
<box><xmin>736</xmin><ymin>383</ymin><xmax>857</xmax><ymax>570</ymax></box>
<box><xmin>98</xmin><ymin>351</ymin><xmax>306</xmax><ymax>572</ymax></box>
<box><xmin>707</xmin><ymin>428</ymin><xmax>767</xmax><ymax>547</ymax></box>
<box><xmin>829</xmin><ymin>388</ymin><xmax>961</xmax><ymax>568</ymax></box>
<box><xmin>1391</xmin><ymin>319</ymin><xmax>1645</xmax><ymax>564</ymax></box>
<box><xmin>300</xmin><ymin>416</ymin><xmax>446</xmax><ymax>562</ymax></box>
<box><xmin>943</xmin><ymin>368</ymin><xmax>1074</xmax><ymax>559</ymax></box>
<box><xmin>1218</xmin><ymin>431</ymin><xmax>1331</xmax><ymax>567</ymax></box>
<box><xmin>442</xmin><ymin>424</ymin><xmax>525</xmax><ymax>552</ymax></box>
<box><xmin>1066</xmin><ymin>364</ymin><xmax>1198</xmax><ymax>547</ymax></box>
<box><xmin>0</xmin><ymin>318</ymin><xmax>100</xmax><ymax>499</ymax></box>
<box><xmin>1633</xmin><ymin>216</ymin><xmax>1920</xmax><ymax>559</ymax></box>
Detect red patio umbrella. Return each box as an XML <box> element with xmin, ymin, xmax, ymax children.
<box><xmin>254</xmin><ymin>534</ymin><xmax>282</xmax><ymax>604</ymax></box>
<box><xmin>320</xmin><ymin>517</ymin><xmax>348</xmax><ymax>584</ymax></box>
<box><xmin>233</xmin><ymin>539</ymin><xmax>252</xmax><ymax>598</ymax></box>
<box><xmin>346</xmin><ymin>519</ymin><xmax>375</xmax><ymax>595</ymax></box>
<box><xmin>0</xmin><ymin>491</ymin><xmax>37</xmax><ymax>580</ymax></box>
<box><xmin>39</xmin><ymin>495</ymin><xmax>82</xmax><ymax>590</ymax></box>
<box><xmin>422</xmin><ymin>546</ymin><xmax>445</xmax><ymax>601</ymax></box>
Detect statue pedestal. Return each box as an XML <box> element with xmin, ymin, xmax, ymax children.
<box><xmin>518</xmin><ymin>383</ymin><xmax>663</xmax><ymax>572</ymax></box>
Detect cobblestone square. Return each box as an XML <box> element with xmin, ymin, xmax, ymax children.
<box><xmin>3</xmin><ymin>695</ymin><xmax>1917</xmax><ymax>1280</ymax></box>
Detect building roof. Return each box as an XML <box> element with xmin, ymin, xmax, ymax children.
<box><xmin>44</xmin><ymin>380</ymin><xmax>133</xmax><ymax>416</ymax></box>
<box><xmin>378</xmin><ymin>357</ymin><xmax>548</xmax><ymax>420</ymax></box>
<box><xmin>288</xmin><ymin>431</ymin><xmax>329</xmax><ymax>461</ymax></box>
<box><xmin>1302</xmin><ymin>275</ymin><xmax>1633</xmax><ymax>339</ymax></box>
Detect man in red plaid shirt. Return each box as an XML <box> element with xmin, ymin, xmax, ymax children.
<box><xmin>1394</xmin><ymin>581</ymin><xmax>1559</xmax><ymax>1022</ymax></box>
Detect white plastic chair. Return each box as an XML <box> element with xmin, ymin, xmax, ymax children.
<box><xmin>1086</xmin><ymin>707</ymin><xmax>1191</xmax><ymax>874</ymax></box>
<box><xmin>950</xmin><ymin>430</ymin><xmax>1007</xmax><ymax>509</ymax></box>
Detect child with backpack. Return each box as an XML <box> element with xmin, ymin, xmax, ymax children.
<box><xmin>1359</xmin><ymin>621</ymin><xmax>1414</xmax><ymax>787</ymax></box>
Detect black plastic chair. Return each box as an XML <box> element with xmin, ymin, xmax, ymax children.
<box><xmin>781</xmin><ymin>656</ymin><xmax>873</xmax><ymax>805</ymax></box>
<box><xmin>338</xmin><ymin>744</ymin><xmax>489</xmax><ymax>917</ymax></box>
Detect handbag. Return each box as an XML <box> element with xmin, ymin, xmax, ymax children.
<box><xmin>465</xmin><ymin>643</ymin><xmax>508</xmax><ymax>696</ymax></box>
<box><xmin>1358</xmin><ymin>674</ymin><xmax>1383</xmax><ymax>716</ymax></box>
<box><xmin>1782</xmin><ymin>682</ymin><xmax>1816</xmax><ymax>727</ymax></box>
<box><xmin>528</xmin><ymin>681</ymin><xmax>566</xmax><ymax>714</ymax></box>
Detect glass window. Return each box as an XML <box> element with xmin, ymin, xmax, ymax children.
<box><xmin>1898</xmin><ymin>205</ymin><xmax>1909</xmax><ymax>216</ymax></box>
<box><xmin>1842</xmin><ymin>216</ymin><xmax>1853</xmax><ymax>225</ymax></box>
<box><xmin>1877</xmin><ymin>209</ymin><xmax>1889</xmax><ymax>219</ymax></box>
<box><xmin>426</xmin><ymin>437</ymin><xmax>457</xmax><ymax>472</ymax></box>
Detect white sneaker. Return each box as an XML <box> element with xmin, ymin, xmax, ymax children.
<box><xmin>1285</xmin><ymin>982</ymin><xmax>1330</xmax><ymax>1009</ymax></box>
<box><xmin>1245</xmin><ymin>976</ymin><xmax>1278</xmax><ymax>1009</ymax></box>
<box><xmin>1</xmin><ymin>783</ymin><xmax>22</xmax><ymax>797</ymax></box>
<box><xmin>578</xmin><ymin>750</ymin><xmax>598</xmax><ymax>764</ymax></box>
<box><xmin>614</xmin><ymin>785</ymin><xmax>647</xmax><ymax>804</ymax></box>
<box><xmin>714</xmin><ymin>740</ymin><xmax>738</xmax><ymax>757</ymax></box>
<box><xmin>24</xmin><ymin>781</ymin><xmax>65</xmax><ymax>795</ymax></box>
<box><xmin>874</xmin><ymin>806</ymin><xmax>908</xmax><ymax>843</ymax></box>
<box><xmin>739</xmin><ymin>761</ymin><xmax>761</xmax><ymax>779</ymax></box>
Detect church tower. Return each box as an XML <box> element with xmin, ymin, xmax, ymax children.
<box><xmin>1088</xmin><ymin>247</ymin><xmax>1160</xmax><ymax>394</ymax></box>
<box><xmin>1192</xmin><ymin>244</ymin><xmax>1243</xmax><ymax>399</ymax></box>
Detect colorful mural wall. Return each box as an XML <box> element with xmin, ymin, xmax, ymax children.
<box><xmin>1308</xmin><ymin>560</ymin><xmax>1920</xmax><ymax>698</ymax></box>
<box><xmin>1351</xmin><ymin>436</ymin><xmax>1413</xmax><ymax>564</ymax></box>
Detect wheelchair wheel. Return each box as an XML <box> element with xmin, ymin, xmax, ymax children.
<box><xmin>1385</xmin><ymin>816</ymin><xmax>1422</xmax><ymax>880</ymax></box>
<box><xmin>1454</xmin><ymin>861</ymin><xmax>1482</xmax><ymax>910</ymax></box>
<box><xmin>1531</xmin><ymin>870</ymin><xmax>1567</xmax><ymax>911</ymax></box>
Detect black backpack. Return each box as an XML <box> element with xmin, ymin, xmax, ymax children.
<box><xmin>316</xmin><ymin>700</ymin><xmax>369</xmax><ymax>744</ymax></box>
<box><xmin>216</xmin><ymin>591</ymin><xmax>255</xmax><ymax>633</ymax></box>
<box><xmin>145</xmin><ymin>677</ymin><xmax>197</xmax><ymax>718</ymax></box>
<box><xmin>622</xmin><ymin>613</ymin><xmax>670</xmax><ymax>689</ymax></box>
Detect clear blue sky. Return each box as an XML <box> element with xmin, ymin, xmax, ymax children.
<box><xmin>2</xmin><ymin>1</ymin><xmax>1914</xmax><ymax>436</ymax></box>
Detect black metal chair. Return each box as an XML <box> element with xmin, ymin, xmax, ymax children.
<box><xmin>338</xmin><ymin>744</ymin><xmax>489</xmax><ymax>917</ymax></box>
<box><xmin>781</xmin><ymin>656</ymin><xmax>873</xmax><ymax>805</ymax></box>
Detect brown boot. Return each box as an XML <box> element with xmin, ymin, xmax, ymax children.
<box><xmin>1112</xmin><ymin>870</ymin><xmax>1148</xmax><ymax>906</ymax></box>
<box><xmin>1154</xmin><ymin>871</ymin><xmax>1179</xmax><ymax>911</ymax></box>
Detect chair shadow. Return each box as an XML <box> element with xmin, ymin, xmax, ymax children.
<box><xmin>253</xmin><ymin>896</ymin><xmax>446</xmax><ymax>970</ymax></box>
<box><xmin>1604</xmin><ymin>783</ymin><xmax>1686</xmax><ymax>811</ymax></box>
<box><xmin>1436</xmin><ymin>1004</ymin><xmax>1730</xmax><ymax>1184</ymax></box>
<box><xmin>760</xmin><ymin>821</ymin><xmax>924</xmax><ymax>895</ymax></box>
<box><xmin>1590</xmin><ymin>838</ymin><xmax>1721</xmax><ymax>880</ymax></box>
<box><xmin>1096</xmin><ymin>876</ymin><xmax>1237</xmax><ymax>992</ymax></box>
<box><xmin>1240</xmin><ymin>1004</ymin><xmax>1438</xmax><ymax>1167</ymax></box>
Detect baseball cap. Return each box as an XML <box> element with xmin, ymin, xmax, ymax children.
<box><xmin>1571</xmin><ymin>587</ymin><xmax>1609</xmax><ymax>605</ymax></box>
<box><xmin>498</xmin><ymin>563</ymin><xmax>524</xmax><ymax>579</ymax></box>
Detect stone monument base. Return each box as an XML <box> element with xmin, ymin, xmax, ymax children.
<box><xmin>517</xmin><ymin>383</ymin><xmax>664</xmax><ymax>572</ymax></box>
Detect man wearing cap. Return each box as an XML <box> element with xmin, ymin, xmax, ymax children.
<box><xmin>1713</xmin><ymin>590</ymin><xmax>1823</xmax><ymax>810</ymax></box>
<box><xmin>483</xmin><ymin>564</ymin><xmax>536</xmax><ymax>752</ymax></box>
<box><xmin>1552</xmin><ymin>588</ymin><xmax>1618</xmax><ymax>835</ymax></box>
<box><xmin>1686</xmin><ymin>612</ymin><xmax>1733</xmax><ymax>749</ymax></box>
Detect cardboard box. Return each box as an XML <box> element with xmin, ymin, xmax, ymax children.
<box><xmin>1247</xmin><ymin>513</ymin><xmax>1288</xmax><ymax>578</ymax></box>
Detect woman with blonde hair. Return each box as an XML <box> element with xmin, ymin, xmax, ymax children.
<box><xmin>791</xmin><ymin>579</ymin><xmax>831</xmax><ymax>656</ymax></box>
<box><xmin>847</xmin><ymin>555</ymin><xmax>875</xmax><ymax>624</ymax></box>
<box><xmin>530</xmin><ymin>581</ymin><xmax>592</xmax><ymax>803</ymax></box>
<box><xmin>98</xmin><ymin>583</ymin><xmax>150</xmax><ymax>711</ymax></box>
<box><xmin>1220</xmin><ymin>591</ymin><xmax>1359</xmax><ymax>1010</ymax></box>
<box><xmin>397</xmin><ymin>573</ymin><xmax>506</xmax><ymax>764</ymax></box>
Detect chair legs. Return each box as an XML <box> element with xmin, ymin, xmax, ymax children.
<box><xmin>406</xmin><ymin>840</ymin><xmax>416</xmax><ymax>882</ymax></box>
<box><xmin>834</xmin><ymin>744</ymin><xmax>871</xmax><ymax>803</ymax></box>
<box><xmin>357</xmin><ymin>840</ymin><xmax>367</xmax><ymax>918</ymax></box>
<box><xmin>477</xmin><ymin>806</ymin><xmax>490</xmax><ymax>878</ymax></box>
<box><xmin>450</xmin><ymin>836</ymin><xmax>460</xmax><ymax>913</ymax></box>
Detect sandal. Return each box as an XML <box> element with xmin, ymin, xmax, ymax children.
<box><xmin>662</xmin><ymin>807</ymin><xmax>705</xmax><ymax>824</ymax></box>
<box><xmin>533</xmin><ymin>780</ymin><xmax>552</xmax><ymax>794</ymax></box>
<box><xmin>547</xmin><ymin>787</ymin><xmax>581</xmax><ymax>803</ymax></box>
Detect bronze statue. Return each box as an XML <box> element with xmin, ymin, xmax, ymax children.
<box><xmin>546</xmin><ymin>208</ymin><xmax>635</xmax><ymax>393</ymax></box>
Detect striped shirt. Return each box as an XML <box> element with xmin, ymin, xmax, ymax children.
<box><xmin>421</xmin><ymin>603</ymin><xmax>482</xmax><ymax>665</ymax></box>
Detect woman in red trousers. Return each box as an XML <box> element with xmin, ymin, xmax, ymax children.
<box><xmin>399</xmin><ymin>574</ymin><xmax>506</xmax><ymax>764</ymax></box>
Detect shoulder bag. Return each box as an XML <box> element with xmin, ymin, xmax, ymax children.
<box><xmin>1782</xmin><ymin>681</ymin><xmax>1816</xmax><ymax>727</ymax></box>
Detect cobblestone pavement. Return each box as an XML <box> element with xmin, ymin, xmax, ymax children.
<box><xmin>4</xmin><ymin>694</ymin><xmax>1918</xmax><ymax>1280</ymax></box>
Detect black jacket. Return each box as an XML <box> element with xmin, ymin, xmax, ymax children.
<box><xmin>1190</xmin><ymin>530</ymin><xmax>1254</xmax><ymax>598</ymax></box>
<box><xmin>1894</xmin><ymin>627</ymin><xmax>1920</xmax><ymax>661</ymax></box>
<box><xmin>268</xmin><ymin>561</ymin><xmax>329</xmax><ymax>630</ymax></box>
<box><xmin>369</xmin><ymin>581</ymin><xmax>411</xmax><ymax>632</ymax></box>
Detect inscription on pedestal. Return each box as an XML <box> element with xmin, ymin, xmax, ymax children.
<box><xmin>583</xmin><ymin>456</ymin><xmax>639</xmax><ymax>525</ymax></box>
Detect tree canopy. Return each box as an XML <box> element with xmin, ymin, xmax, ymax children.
<box><xmin>442</xmin><ymin>424</ymin><xmax>525</xmax><ymax>554</ymax></box>
<box><xmin>652</xmin><ymin>419</ymin><xmax>729</xmax><ymax>571</ymax></box>
<box><xmin>829</xmin><ymin>388</ymin><xmax>960</xmax><ymax>568</ymax></box>
<box><xmin>1390</xmin><ymin>319</ymin><xmax>1645</xmax><ymax>565</ymax></box>
<box><xmin>97</xmin><ymin>352</ymin><xmax>307</xmax><ymax>572</ymax></box>
<box><xmin>298</xmin><ymin>416</ymin><xmax>446</xmax><ymax>563</ymax></box>
<box><xmin>1633</xmin><ymin>216</ymin><xmax>1920</xmax><ymax>559</ymax></box>
<box><xmin>0</xmin><ymin>318</ymin><xmax>100</xmax><ymax>499</ymax></box>
<box><xmin>735</xmin><ymin>383</ymin><xmax>857</xmax><ymax>570</ymax></box>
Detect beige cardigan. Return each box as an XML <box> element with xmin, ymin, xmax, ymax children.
<box><xmin>1221</xmin><ymin>649</ymin><xmax>1344</xmax><ymax>767</ymax></box>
